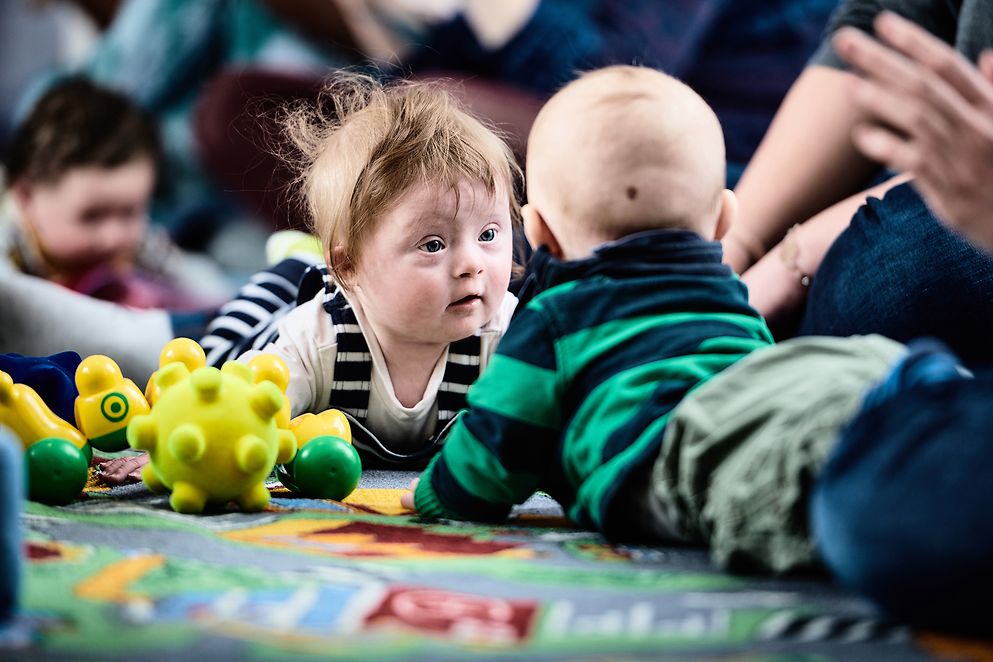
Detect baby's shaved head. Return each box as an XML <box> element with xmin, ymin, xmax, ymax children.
<box><xmin>526</xmin><ymin>66</ymin><xmax>726</xmax><ymax>248</ymax></box>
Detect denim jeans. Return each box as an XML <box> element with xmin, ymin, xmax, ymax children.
<box><xmin>811</xmin><ymin>372</ymin><xmax>993</xmax><ymax>635</ymax></box>
<box><xmin>799</xmin><ymin>182</ymin><xmax>993</xmax><ymax>366</ymax></box>
<box><xmin>0</xmin><ymin>430</ymin><xmax>20</xmax><ymax>624</ymax></box>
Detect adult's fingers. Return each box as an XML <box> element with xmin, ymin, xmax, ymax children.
<box><xmin>834</xmin><ymin>27</ymin><xmax>918</xmax><ymax>89</ymax></box>
<box><xmin>851</xmin><ymin>121</ymin><xmax>956</xmax><ymax>192</ymax></box>
<box><xmin>980</xmin><ymin>50</ymin><xmax>993</xmax><ymax>84</ymax></box>
<box><xmin>850</xmin><ymin>123</ymin><xmax>921</xmax><ymax>173</ymax></box>
<box><xmin>835</xmin><ymin>26</ymin><xmax>967</xmax><ymax>127</ymax></box>
<box><xmin>851</xmin><ymin>76</ymin><xmax>952</xmax><ymax>143</ymax></box>
<box><xmin>873</xmin><ymin>12</ymin><xmax>993</xmax><ymax>109</ymax></box>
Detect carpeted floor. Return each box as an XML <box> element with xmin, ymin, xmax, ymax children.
<box><xmin>11</xmin><ymin>470</ymin><xmax>989</xmax><ymax>661</ymax></box>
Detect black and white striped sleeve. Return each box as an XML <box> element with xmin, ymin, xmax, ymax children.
<box><xmin>199</xmin><ymin>258</ymin><xmax>312</xmax><ymax>367</ymax></box>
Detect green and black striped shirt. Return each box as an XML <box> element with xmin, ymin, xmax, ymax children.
<box><xmin>414</xmin><ymin>230</ymin><xmax>773</xmax><ymax>536</ymax></box>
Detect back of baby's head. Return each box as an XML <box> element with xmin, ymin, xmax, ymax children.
<box><xmin>5</xmin><ymin>77</ymin><xmax>160</xmax><ymax>186</ymax></box>
<box><xmin>286</xmin><ymin>73</ymin><xmax>521</xmax><ymax>283</ymax></box>
<box><xmin>526</xmin><ymin>65</ymin><xmax>726</xmax><ymax>240</ymax></box>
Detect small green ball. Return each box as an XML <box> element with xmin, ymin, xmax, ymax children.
<box><xmin>275</xmin><ymin>462</ymin><xmax>300</xmax><ymax>492</ymax></box>
<box><xmin>26</xmin><ymin>438</ymin><xmax>89</xmax><ymax>505</ymax></box>
<box><xmin>286</xmin><ymin>436</ymin><xmax>361</xmax><ymax>500</ymax></box>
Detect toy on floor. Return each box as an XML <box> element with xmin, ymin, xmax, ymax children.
<box><xmin>74</xmin><ymin>355</ymin><xmax>150</xmax><ymax>452</ymax></box>
<box><xmin>0</xmin><ymin>351</ymin><xmax>81</xmax><ymax>425</ymax></box>
<box><xmin>277</xmin><ymin>408</ymin><xmax>361</xmax><ymax>501</ymax></box>
<box><xmin>0</xmin><ymin>430</ymin><xmax>21</xmax><ymax>629</ymax></box>
<box><xmin>248</xmin><ymin>355</ymin><xmax>361</xmax><ymax>501</ymax></box>
<box><xmin>248</xmin><ymin>353</ymin><xmax>292</xmax><ymax>429</ymax></box>
<box><xmin>127</xmin><ymin>343</ymin><xmax>298</xmax><ymax>514</ymax></box>
<box><xmin>0</xmin><ymin>369</ymin><xmax>89</xmax><ymax>505</ymax></box>
<box><xmin>144</xmin><ymin>337</ymin><xmax>206</xmax><ymax>406</ymax></box>
<box><xmin>1</xmin><ymin>336</ymin><xmax>362</xmax><ymax>509</ymax></box>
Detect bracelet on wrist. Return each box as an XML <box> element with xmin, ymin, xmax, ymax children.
<box><xmin>780</xmin><ymin>224</ymin><xmax>813</xmax><ymax>288</ymax></box>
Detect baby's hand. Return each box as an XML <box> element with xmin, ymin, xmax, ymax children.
<box><xmin>400</xmin><ymin>477</ymin><xmax>419</xmax><ymax>512</ymax></box>
<box><xmin>97</xmin><ymin>454</ymin><xmax>149</xmax><ymax>485</ymax></box>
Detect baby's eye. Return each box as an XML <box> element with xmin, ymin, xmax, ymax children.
<box><xmin>419</xmin><ymin>239</ymin><xmax>444</xmax><ymax>253</ymax></box>
<box><xmin>479</xmin><ymin>228</ymin><xmax>497</xmax><ymax>242</ymax></box>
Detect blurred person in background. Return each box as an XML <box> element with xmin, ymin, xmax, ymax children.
<box><xmin>0</xmin><ymin>79</ymin><xmax>231</xmax><ymax>384</ymax></box>
<box><xmin>194</xmin><ymin>0</ymin><xmax>840</xmax><ymax>231</ymax></box>
<box><xmin>722</xmin><ymin>0</ymin><xmax>993</xmax><ymax>364</ymax></box>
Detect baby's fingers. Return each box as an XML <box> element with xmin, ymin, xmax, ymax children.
<box><xmin>98</xmin><ymin>456</ymin><xmax>145</xmax><ymax>485</ymax></box>
<box><xmin>400</xmin><ymin>477</ymin><xmax>420</xmax><ymax>511</ymax></box>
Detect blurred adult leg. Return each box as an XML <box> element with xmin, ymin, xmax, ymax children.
<box><xmin>811</xmin><ymin>371</ymin><xmax>993</xmax><ymax>635</ymax></box>
<box><xmin>799</xmin><ymin>182</ymin><xmax>993</xmax><ymax>365</ymax></box>
<box><xmin>0</xmin><ymin>265</ymin><xmax>171</xmax><ymax>385</ymax></box>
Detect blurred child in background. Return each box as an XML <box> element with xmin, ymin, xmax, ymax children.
<box><xmin>0</xmin><ymin>78</ymin><xmax>232</xmax><ymax>384</ymax></box>
<box><xmin>3</xmin><ymin>77</ymin><xmax>229</xmax><ymax>309</ymax></box>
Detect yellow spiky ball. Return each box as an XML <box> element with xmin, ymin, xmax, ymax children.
<box><xmin>127</xmin><ymin>354</ymin><xmax>297</xmax><ymax>514</ymax></box>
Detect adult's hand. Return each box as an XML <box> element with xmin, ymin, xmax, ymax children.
<box><xmin>834</xmin><ymin>12</ymin><xmax>993</xmax><ymax>252</ymax></box>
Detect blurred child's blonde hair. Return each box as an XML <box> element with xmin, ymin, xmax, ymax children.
<box><xmin>285</xmin><ymin>73</ymin><xmax>522</xmax><ymax>286</ymax></box>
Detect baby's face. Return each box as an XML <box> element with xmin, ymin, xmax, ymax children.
<box><xmin>18</xmin><ymin>159</ymin><xmax>154</xmax><ymax>274</ymax></box>
<box><xmin>349</xmin><ymin>178</ymin><xmax>513</xmax><ymax>348</ymax></box>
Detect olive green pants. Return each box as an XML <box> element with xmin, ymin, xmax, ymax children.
<box><xmin>646</xmin><ymin>335</ymin><xmax>905</xmax><ymax>573</ymax></box>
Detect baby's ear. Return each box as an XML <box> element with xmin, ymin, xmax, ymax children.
<box><xmin>9</xmin><ymin>179</ymin><xmax>33</xmax><ymax>211</ymax></box>
<box><xmin>329</xmin><ymin>245</ymin><xmax>354</xmax><ymax>288</ymax></box>
<box><xmin>522</xmin><ymin>204</ymin><xmax>564</xmax><ymax>259</ymax></box>
<box><xmin>713</xmin><ymin>189</ymin><xmax>737</xmax><ymax>241</ymax></box>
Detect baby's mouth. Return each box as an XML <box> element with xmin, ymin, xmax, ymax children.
<box><xmin>450</xmin><ymin>294</ymin><xmax>482</xmax><ymax>307</ymax></box>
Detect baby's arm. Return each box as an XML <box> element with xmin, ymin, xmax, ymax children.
<box><xmin>410</xmin><ymin>304</ymin><xmax>561</xmax><ymax>521</ymax></box>
<box><xmin>239</xmin><ymin>295</ymin><xmax>337</xmax><ymax>417</ymax></box>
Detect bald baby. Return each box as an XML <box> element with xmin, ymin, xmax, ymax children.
<box><xmin>523</xmin><ymin>65</ymin><xmax>735</xmax><ymax>260</ymax></box>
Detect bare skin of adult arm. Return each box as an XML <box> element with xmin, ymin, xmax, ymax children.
<box><xmin>723</xmin><ymin>66</ymin><xmax>883</xmax><ymax>274</ymax></box>
<box><xmin>836</xmin><ymin>12</ymin><xmax>993</xmax><ymax>254</ymax></box>
<box><xmin>741</xmin><ymin>172</ymin><xmax>909</xmax><ymax>324</ymax></box>
<box><xmin>256</xmin><ymin>0</ymin><xmax>410</xmax><ymax>63</ymax></box>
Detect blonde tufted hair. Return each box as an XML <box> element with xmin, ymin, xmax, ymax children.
<box><xmin>284</xmin><ymin>73</ymin><xmax>522</xmax><ymax>285</ymax></box>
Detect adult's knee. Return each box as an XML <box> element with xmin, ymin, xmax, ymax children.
<box><xmin>802</xmin><ymin>183</ymin><xmax>993</xmax><ymax>363</ymax></box>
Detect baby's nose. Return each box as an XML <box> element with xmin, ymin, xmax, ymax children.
<box><xmin>455</xmin><ymin>247</ymin><xmax>485</xmax><ymax>278</ymax></box>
